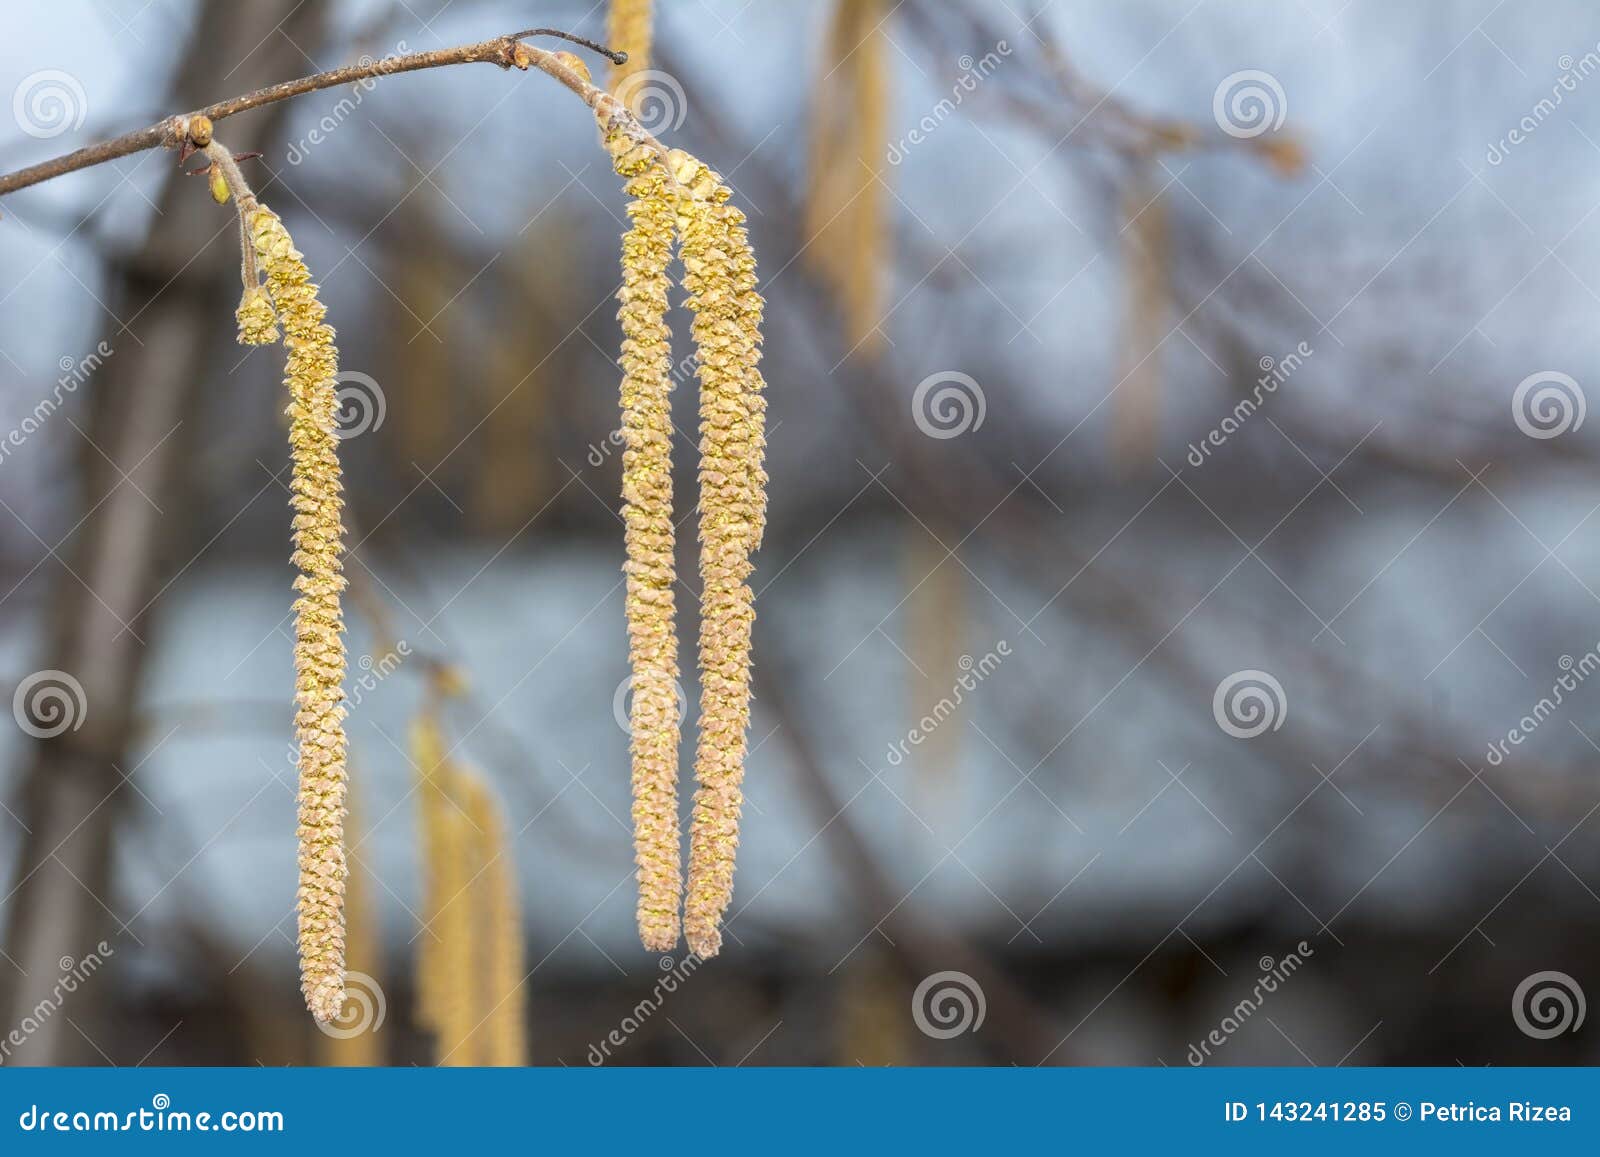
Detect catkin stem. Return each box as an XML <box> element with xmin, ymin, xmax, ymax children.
<box><xmin>209</xmin><ymin>143</ymin><xmax>279</xmax><ymax>346</ymax></box>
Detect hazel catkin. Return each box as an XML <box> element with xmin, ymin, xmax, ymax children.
<box><xmin>245</xmin><ymin>204</ymin><xmax>350</xmax><ymax>1023</ymax></box>
<box><xmin>607</xmin><ymin>126</ymin><xmax>684</xmax><ymax>952</ymax></box>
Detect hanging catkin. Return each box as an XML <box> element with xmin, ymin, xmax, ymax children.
<box><xmin>318</xmin><ymin>784</ymin><xmax>381</xmax><ymax>1066</ymax></box>
<box><xmin>411</xmin><ymin>698</ymin><xmax>528</xmax><ymax>1065</ymax></box>
<box><xmin>411</xmin><ymin>708</ymin><xmax>477</xmax><ymax>1063</ymax></box>
<box><xmin>805</xmin><ymin>0</ymin><xmax>890</xmax><ymax>355</ymax></box>
<box><xmin>670</xmin><ymin>148</ymin><xmax>767</xmax><ymax>960</ymax></box>
<box><xmin>236</xmin><ymin>284</ymin><xmax>278</xmax><ymax>346</ymax></box>
<box><xmin>904</xmin><ymin>528</ymin><xmax>966</xmax><ymax>796</ymax></box>
<box><xmin>606</xmin><ymin>129</ymin><xmax>685</xmax><ymax>952</ymax></box>
<box><xmin>460</xmin><ymin>770</ymin><xmax>527</xmax><ymax>1066</ymax></box>
<box><xmin>243</xmin><ymin>204</ymin><xmax>350</xmax><ymax>1024</ymax></box>
<box><xmin>1111</xmin><ymin>168</ymin><xmax>1169</xmax><ymax>472</ymax></box>
<box><xmin>607</xmin><ymin>0</ymin><xmax>654</xmax><ymax>90</ymax></box>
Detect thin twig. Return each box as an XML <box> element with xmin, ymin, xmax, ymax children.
<box><xmin>0</xmin><ymin>29</ymin><xmax>634</xmax><ymax>198</ymax></box>
<box><xmin>508</xmin><ymin>28</ymin><xmax>628</xmax><ymax>64</ymax></box>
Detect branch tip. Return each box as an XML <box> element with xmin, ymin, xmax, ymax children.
<box><xmin>508</xmin><ymin>27</ymin><xmax>629</xmax><ymax>66</ymax></box>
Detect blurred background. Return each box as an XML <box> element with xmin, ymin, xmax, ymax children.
<box><xmin>1</xmin><ymin>0</ymin><xmax>1598</xmax><ymax>1067</ymax></box>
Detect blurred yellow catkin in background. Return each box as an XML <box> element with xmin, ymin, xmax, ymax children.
<box><xmin>459</xmin><ymin>770</ymin><xmax>527</xmax><ymax>1066</ymax></box>
<box><xmin>1111</xmin><ymin>168</ymin><xmax>1170</xmax><ymax>473</ymax></box>
<box><xmin>806</xmin><ymin>0</ymin><xmax>891</xmax><ymax>356</ymax></box>
<box><xmin>412</xmin><ymin>700</ymin><xmax>528</xmax><ymax>1065</ymax></box>
<box><xmin>318</xmin><ymin>786</ymin><xmax>382</xmax><ymax>1066</ymax></box>
<box><xmin>608</xmin><ymin>0</ymin><xmax>654</xmax><ymax>90</ymax></box>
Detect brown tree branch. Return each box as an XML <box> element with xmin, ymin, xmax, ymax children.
<box><xmin>0</xmin><ymin>28</ymin><xmax>632</xmax><ymax>198</ymax></box>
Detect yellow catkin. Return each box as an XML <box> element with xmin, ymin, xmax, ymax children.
<box><xmin>1111</xmin><ymin>172</ymin><xmax>1168</xmax><ymax>472</ymax></box>
<box><xmin>905</xmin><ymin>528</ymin><xmax>965</xmax><ymax>793</ymax></box>
<box><xmin>805</xmin><ymin>0</ymin><xmax>890</xmax><ymax>355</ymax></box>
<box><xmin>606</xmin><ymin>128</ymin><xmax>684</xmax><ymax>952</ymax></box>
<box><xmin>670</xmin><ymin>148</ymin><xmax>768</xmax><ymax>960</ymax></box>
<box><xmin>411</xmin><ymin>711</ymin><xmax>474</xmax><ymax>1063</ymax></box>
<box><xmin>845</xmin><ymin>2</ymin><xmax>888</xmax><ymax>354</ymax></box>
<box><xmin>437</xmin><ymin>802</ymin><xmax>480</xmax><ymax>1064</ymax></box>
<box><xmin>237</xmin><ymin>285</ymin><xmax>279</xmax><ymax>346</ymax></box>
<box><xmin>607</xmin><ymin>0</ymin><xmax>654</xmax><ymax>90</ymax></box>
<box><xmin>459</xmin><ymin>770</ymin><xmax>527</xmax><ymax>1066</ymax></box>
<box><xmin>246</xmin><ymin>205</ymin><xmax>349</xmax><ymax>1023</ymax></box>
<box><xmin>318</xmin><ymin>785</ymin><xmax>381</xmax><ymax>1066</ymax></box>
<box><xmin>836</xmin><ymin>950</ymin><xmax>909</xmax><ymax>1066</ymax></box>
<box><xmin>413</xmin><ymin>705</ymin><xmax>526</xmax><ymax>1066</ymax></box>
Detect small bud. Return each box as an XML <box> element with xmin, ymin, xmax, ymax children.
<box><xmin>209</xmin><ymin>165</ymin><xmax>230</xmax><ymax>205</ymax></box>
<box><xmin>188</xmin><ymin>115</ymin><xmax>213</xmax><ymax>148</ymax></box>
<box><xmin>552</xmin><ymin>51</ymin><xmax>591</xmax><ymax>83</ymax></box>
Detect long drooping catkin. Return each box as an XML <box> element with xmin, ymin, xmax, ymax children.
<box><xmin>1111</xmin><ymin>169</ymin><xmax>1168</xmax><ymax>472</ymax></box>
<box><xmin>459</xmin><ymin>770</ymin><xmax>527</xmax><ymax>1066</ymax></box>
<box><xmin>411</xmin><ymin>710</ymin><xmax>475</xmax><ymax>1062</ymax></box>
<box><xmin>318</xmin><ymin>786</ymin><xmax>381</xmax><ymax>1066</ymax></box>
<box><xmin>411</xmin><ymin>704</ymin><xmax>527</xmax><ymax>1066</ymax></box>
<box><xmin>605</xmin><ymin>129</ymin><xmax>684</xmax><ymax>952</ymax></box>
<box><xmin>607</xmin><ymin>0</ymin><xmax>654</xmax><ymax>88</ymax></box>
<box><xmin>670</xmin><ymin>148</ymin><xmax>767</xmax><ymax>959</ymax></box>
<box><xmin>246</xmin><ymin>205</ymin><xmax>349</xmax><ymax>1023</ymax></box>
<box><xmin>805</xmin><ymin>0</ymin><xmax>890</xmax><ymax>354</ymax></box>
